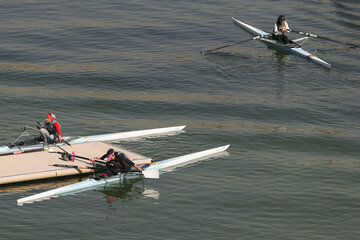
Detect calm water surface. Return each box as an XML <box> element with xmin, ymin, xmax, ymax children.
<box><xmin>0</xmin><ymin>0</ymin><xmax>359</xmax><ymax>239</ymax></box>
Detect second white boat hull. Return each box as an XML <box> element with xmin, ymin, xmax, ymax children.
<box><xmin>232</xmin><ymin>18</ymin><xmax>331</xmax><ymax>68</ymax></box>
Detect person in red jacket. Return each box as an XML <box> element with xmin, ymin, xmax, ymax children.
<box><xmin>39</xmin><ymin>113</ymin><xmax>62</xmax><ymax>143</ymax></box>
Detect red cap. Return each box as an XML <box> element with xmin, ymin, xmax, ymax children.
<box><xmin>106</xmin><ymin>148</ymin><xmax>115</xmax><ymax>161</ymax></box>
<box><xmin>46</xmin><ymin>114</ymin><xmax>54</xmax><ymax>121</ymax></box>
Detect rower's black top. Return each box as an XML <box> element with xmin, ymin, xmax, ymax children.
<box><xmin>100</xmin><ymin>152</ymin><xmax>135</xmax><ymax>173</ymax></box>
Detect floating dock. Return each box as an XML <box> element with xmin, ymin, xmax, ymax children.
<box><xmin>0</xmin><ymin>142</ymin><xmax>149</xmax><ymax>185</ymax></box>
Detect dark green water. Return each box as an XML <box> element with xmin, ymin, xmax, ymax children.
<box><xmin>0</xmin><ymin>0</ymin><xmax>359</xmax><ymax>239</ymax></box>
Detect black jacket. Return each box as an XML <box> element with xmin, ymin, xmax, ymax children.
<box><xmin>100</xmin><ymin>152</ymin><xmax>135</xmax><ymax>173</ymax></box>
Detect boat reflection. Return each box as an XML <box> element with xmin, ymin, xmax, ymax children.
<box><xmin>98</xmin><ymin>178</ymin><xmax>159</xmax><ymax>205</ymax></box>
<box><xmin>272</xmin><ymin>50</ymin><xmax>290</xmax><ymax>67</ymax></box>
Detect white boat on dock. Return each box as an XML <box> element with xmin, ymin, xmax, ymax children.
<box><xmin>0</xmin><ymin>125</ymin><xmax>186</xmax><ymax>156</ymax></box>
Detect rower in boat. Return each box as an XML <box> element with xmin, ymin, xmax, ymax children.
<box><xmin>94</xmin><ymin>148</ymin><xmax>143</xmax><ymax>178</ymax></box>
<box><xmin>39</xmin><ymin>113</ymin><xmax>63</xmax><ymax>144</ymax></box>
<box><xmin>272</xmin><ymin>15</ymin><xmax>298</xmax><ymax>47</ymax></box>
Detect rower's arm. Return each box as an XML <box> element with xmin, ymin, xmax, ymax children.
<box><xmin>285</xmin><ymin>21</ymin><xmax>291</xmax><ymax>32</ymax></box>
<box><xmin>134</xmin><ymin>164</ymin><xmax>143</xmax><ymax>171</ymax></box>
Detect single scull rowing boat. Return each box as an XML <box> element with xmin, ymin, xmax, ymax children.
<box><xmin>232</xmin><ymin>18</ymin><xmax>331</xmax><ymax>68</ymax></box>
<box><xmin>17</xmin><ymin>144</ymin><xmax>230</xmax><ymax>205</ymax></box>
<box><xmin>0</xmin><ymin>125</ymin><xmax>186</xmax><ymax>156</ymax></box>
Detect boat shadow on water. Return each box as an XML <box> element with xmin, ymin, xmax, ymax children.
<box><xmin>97</xmin><ymin>178</ymin><xmax>159</xmax><ymax>205</ymax></box>
<box><xmin>271</xmin><ymin>50</ymin><xmax>291</xmax><ymax>72</ymax></box>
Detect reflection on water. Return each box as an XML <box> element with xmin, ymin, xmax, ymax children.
<box><xmin>98</xmin><ymin>178</ymin><xmax>159</xmax><ymax>206</ymax></box>
<box><xmin>273</xmin><ymin>51</ymin><xmax>290</xmax><ymax>71</ymax></box>
<box><xmin>297</xmin><ymin>157</ymin><xmax>360</xmax><ymax>168</ymax></box>
<box><xmin>0</xmin><ymin>62</ymin><xmax>116</xmax><ymax>73</ymax></box>
<box><xmin>0</xmin><ymin>85</ymin><xmax>242</xmax><ymax>104</ymax></box>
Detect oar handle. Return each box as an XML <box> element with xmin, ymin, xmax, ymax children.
<box><xmin>291</xmin><ymin>30</ymin><xmax>317</xmax><ymax>37</ymax></box>
<box><xmin>62</xmin><ymin>139</ymin><xmax>72</xmax><ymax>147</ymax></box>
<box><xmin>74</xmin><ymin>155</ymin><xmax>106</xmax><ymax>164</ymax></box>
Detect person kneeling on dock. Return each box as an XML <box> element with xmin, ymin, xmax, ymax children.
<box><xmin>95</xmin><ymin>148</ymin><xmax>143</xmax><ymax>177</ymax></box>
<box><xmin>39</xmin><ymin>113</ymin><xmax>62</xmax><ymax>144</ymax></box>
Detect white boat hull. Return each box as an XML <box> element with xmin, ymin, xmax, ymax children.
<box><xmin>232</xmin><ymin>18</ymin><xmax>331</xmax><ymax>68</ymax></box>
<box><xmin>17</xmin><ymin>145</ymin><xmax>230</xmax><ymax>205</ymax></box>
<box><xmin>0</xmin><ymin>125</ymin><xmax>186</xmax><ymax>156</ymax></box>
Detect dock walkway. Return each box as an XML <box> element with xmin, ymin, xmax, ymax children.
<box><xmin>0</xmin><ymin>142</ymin><xmax>149</xmax><ymax>185</ymax></box>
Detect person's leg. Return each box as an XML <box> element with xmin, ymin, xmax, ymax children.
<box><xmin>273</xmin><ymin>34</ymin><xmax>282</xmax><ymax>43</ymax></box>
<box><xmin>48</xmin><ymin>134</ymin><xmax>56</xmax><ymax>144</ymax></box>
<box><xmin>282</xmin><ymin>34</ymin><xmax>292</xmax><ymax>44</ymax></box>
<box><xmin>39</xmin><ymin>128</ymin><xmax>50</xmax><ymax>142</ymax></box>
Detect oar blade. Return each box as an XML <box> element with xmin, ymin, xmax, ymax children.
<box><xmin>201</xmin><ymin>49</ymin><xmax>216</xmax><ymax>55</ymax></box>
<box><xmin>142</xmin><ymin>169</ymin><xmax>159</xmax><ymax>179</ymax></box>
<box><xmin>46</xmin><ymin>148</ymin><xmax>58</xmax><ymax>153</ymax></box>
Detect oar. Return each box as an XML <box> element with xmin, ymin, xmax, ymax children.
<box><xmin>291</xmin><ymin>30</ymin><xmax>358</xmax><ymax>47</ymax></box>
<box><xmin>49</xmin><ymin>164</ymin><xmax>159</xmax><ymax>179</ymax></box>
<box><xmin>201</xmin><ymin>35</ymin><xmax>261</xmax><ymax>54</ymax></box>
<box><xmin>61</xmin><ymin>139</ymin><xmax>72</xmax><ymax>147</ymax></box>
<box><xmin>49</xmin><ymin>146</ymin><xmax>74</xmax><ymax>162</ymax></box>
<box><xmin>47</xmin><ymin>148</ymin><xmax>105</xmax><ymax>164</ymax></box>
<box><xmin>49</xmin><ymin>163</ymin><xmax>94</xmax><ymax>169</ymax></box>
<box><xmin>36</xmin><ymin>121</ymin><xmax>43</xmax><ymax>128</ymax></box>
<box><xmin>24</xmin><ymin>125</ymin><xmax>41</xmax><ymax>132</ymax></box>
<box><xmin>142</xmin><ymin>169</ymin><xmax>159</xmax><ymax>179</ymax></box>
